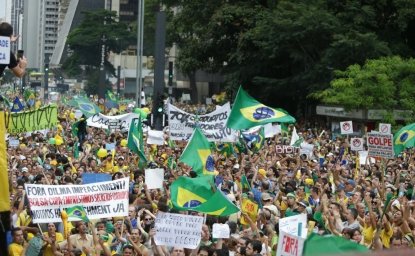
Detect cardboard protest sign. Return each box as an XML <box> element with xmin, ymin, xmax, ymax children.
<box><xmin>212</xmin><ymin>223</ymin><xmax>230</xmax><ymax>238</ymax></box>
<box><xmin>367</xmin><ymin>132</ymin><xmax>394</xmax><ymax>159</ymax></box>
<box><xmin>168</xmin><ymin>102</ymin><xmax>237</xmax><ymax>142</ymax></box>
<box><xmin>5</xmin><ymin>104</ymin><xmax>58</xmax><ymax>134</ymax></box>
<box><xmin>340</xmin><ymin>121</ymin><xmax>353</xmax><ymax>134</ymax></box>
<box><xmin>358</xmin><ymin>151</ymin><xmax>376</xmax><ymax>165</ymax></box>
<box><xmin>147</xmin><ymin>130</ymin><xmax>165</xmax><ymax>145</ymax></box>
<box><xmin>25</xmin><ymin>178</ymin><xmax>129</xmax><ymax>223</ymax></box>
<box><xmin>154</xmin><ymin>212</ymin><xmax>203</xmax><ymax>249</ymax></box>
<box><xmin>276</xmin><ymin>230</ymin><xmax>305</xmax><ymax>256</ymax></box>
<box><xmin>276</xmin><ymin>145</ymin><xmax>300</xmax><ymax>154</ymax></box>
<box><xmin>350</xmin><ymin>138</ymin><xmax>364</xmax><ymax>151</ymax></box>
<box><xmin>379</xmin><ymin>123</ymin><xmax>391</xmax><ymax>134</ymax></box>
<box><xmin>240</xmin><ymin>198</ymin><xmax>259</xmax><ymax>225</ymax></box>
<box><xmin>279</xmin><ymin>214</ymin><xmax>308</xmax><ymax>238</ymax></box>
<box><xmin>0</xmin><ymin>36</ymin><xmax>10</xmax><ymax>64</ymax></box>
<box><xmin>145</xmin><ymin>168</ymin><xmax>164</xmax><ymax>189</ymax></box>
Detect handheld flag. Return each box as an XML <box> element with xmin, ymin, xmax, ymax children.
<box><xmin>241</xmin><ymin>126</ymin><xmax>265</xmax><ymax>153</ymax></box>
<box><xmin>11</xmin><ymin>97</ymin><xmax>24</xmax><ymax>112</ymax></box>
<box><xmin>227</xmin><ymin>86</ymin><xmax>296</xmax><ymax>129</ymax></box>
<box><xmin>170</xmin><ymin>176</ymin><xmax>240</xmax><ymax>216</ymax></box>
<box><xmin>68</xmin><ymin>97</ymin><xmax>101</xmax><ymax>118</ymax></box>
<box><xmin>127</xmin><ymin>118</ymin><xmax>147</xmax><ymax>167</ymax></box>
<box><xmin>240</xmin><ymin>175</ymin><xmax>251</xmax><ymax>192</ymax></box>
<box><xmin>24</xmin><ymin>90</ymin><xmax>35</xmax><ymax>108</ymax></box>
<box><xmin>105</xmin><ymin>91</ymin><xmax>119</xmax><ymax>109</ymax></box>
<box><xmin>179</xmin><ymin>127</ymin><xmax>216</xmax><ymax>176</ymax></box>
<box><xmin>66</xmin><ymin>205</ymin><xmax>89</xmax><ymax>222</ymax></box>
<box><xmin>71</xmin><ymin>120</ymin><xmax>80</xmax><ymax>137</ymax></box>
<box><xmin>216</xmin><ymin>142</ymin><xmax>235</xmax><ymax>157</ymax></box>
<box><xmin>290</xmin><ymin>127</ymin><xmax>303</xmax><ymax>147</ymax></box>
<box><xmin>303</xmin><ymin>233</ymin><xmax>369</xmax><ymax>256</ymax></box>
<box><xmin>393</xmin><ymin>123</ymin><xmax>415</xmax><ymax>155</ymax></box>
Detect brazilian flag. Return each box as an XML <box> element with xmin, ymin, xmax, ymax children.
<box><xmin>69</xmin><ymin>97</ymin><xmax>100</xmax><ymax>118</ymax></box>
<box><xmin>127</xmin><ymin>118</ymin><xmax>147</xmax><ymax>167</ymax></box>
<box><xmin>66</xmin><ymin>205</ymin><xmax>89</xmax><ymax>222</ymax></box>
<box><xmin>216</xmin><ymin>142</ymin><xmax>235</xmax><ymax>157</ymax></box>
<box><xmin>179</xmin><ymin>127</ymin><xmax>216</xmax><ymax>176</ymax></box>
<box><xmin>240</xmin><ymin>175</ymin><xmax>251</xmax><ymax>193</ymax></box>
<box><xmin>393</xmin><ymin>123</ymin><xmax>415</xmax><ymax>155</ymax></box>
<box><xmin>105</xmin><ymin>91</ymin><xmax>119</xmax><ymax>109</ymax></box>
<box><xmin>242</xmin><ymin>126</ymin><xmax>265</xmax><ymax>153</ymax></box>
<box><xmin>227</xmin><ymin>86</ymin><xmax>296</xmax><ymax>130</ymax></box>
<box><xmin>170</xmin><ymin>176</ymin><xmax>240</xmax><ymax>216</ymax></box>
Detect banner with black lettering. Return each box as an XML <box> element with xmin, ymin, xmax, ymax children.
<box><xmin>87</xmin><ymin>113</ymin><xmax>142</xmax><ymax>131</ymax></box>
<box><xmin>25</xmin><ymin>178</ymin><xmax>129</xmax><ymax>223</ymax></box>
<box><xmin>167</xmin><ymin>103</ymin><xmax>237</xmax><ymax>142</ymax></box>
<box><xmin>5</xmin><ymin>104</ymin><xmax>58</xmax><ymax>134</ymax></box>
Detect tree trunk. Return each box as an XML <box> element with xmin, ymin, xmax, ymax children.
<box><xmin>188</xmin><ymin>71</ymin><xmax>198</xmax><ymax>104</ymax></box>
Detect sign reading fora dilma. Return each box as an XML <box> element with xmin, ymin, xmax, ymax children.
<box><xmin>367</xmin><ymin>132</ymin><xmax>394</xmax><ymax>159</ymax></box>
<box><xmin>0</xmin><ymin>36</ymin><xmax>11</xmax><ymax>65</ymax></box>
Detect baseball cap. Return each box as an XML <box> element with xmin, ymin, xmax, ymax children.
<box><xmin>233</xmin><ymin>164</ymin><xmax>240</xmax><ymax>169</ymax></box>
<box><xmin>261</xmin><ymin>193</ymin><xmax>272</xmax><ymax>201</ymax></box>
<box><xmin>287</xmin><ymin>193</ymin><xmax>296</xmax><ymax>199</ymax></box>
<box><xmin>297</xmin><ymin>200</ymin><xmax>308</xmax><ymax>208</ymax></box>
<box><xmin>346</xmin><ymin>179</ymin><xmax>356</xmax><ymax>187</ymax></box>
<box><xmin>327</xmin><ymin>152</ymin><xmax>334</xmax><ymax>157</ymax></box>
<box><xmin>21</xmin><ymin>167</ymin><xmax>28</xmax><ymax>172</ymax></box>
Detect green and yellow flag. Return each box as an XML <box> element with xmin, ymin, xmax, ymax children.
<box><xmin>170</xmin><ymin>176</ymin><xmax>240</xmax><ymax>216</ymax></box>
<box><xmin>240</xmin><ymin>175</ymin><xmax>251</xmax><ymax>192</ymax></box>
<box><xmin>127</xmin><ymin>118</ymin><xmax>147</xmax><ymax>167</ymax></box>
<box><xmin>0</xmin><ymin>112</ymin><xmax>9</xmax><ymax>211</ymax></box>
<box><xmin>394</xmin><ymin>123</ymin><xmax>415</xmax><ymax>155</ymax></box>
<box><xmin>216</xmin><ymin>142</ymin><xmax>235</xmax><ymax>157</ymax></box>
<box><xmin>227</xmin><ymin>86</ymin><xmax>296</xmax><ymax>130</ymax></box>
<box><xmin>68</xmin><ymin>97</ymin><xmax>101</xmax><ymax>118</ymax></box>
<box><xmin>66</xmin><ymin>205</ymin><xmax>89</xmax><ymax>222</ymax></box>
<box><xmin>179</xmin><ymin>127</ymin><xmax>216</xmax><ymax>176</ymax></box>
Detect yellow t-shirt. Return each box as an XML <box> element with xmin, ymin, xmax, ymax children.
<box><xmin>8</xmin><ymin>243</ymin><xmax>23</xmax><ymax>256</ymax></box>
<box><xmin>362</xmin><ymin>224</ymin><xmax>375</xmax><ymax>246</ymax></box>
<box><xmin>43</xmin><ymin>232</ymin><xmax>64</xmax><ymax>256</ymax></box>
<box><xmin>380</xmin><ymin>227</ymin><xmax>393</xmax><ymax>248</ymax></box>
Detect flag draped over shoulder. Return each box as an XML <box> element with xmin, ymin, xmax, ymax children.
<box><xmin>226</xmin><ymin>86</ymin><xmax>296</xmax><ymax>129</ymax></box>
<box><xmin>66</xmin><ymin>205</ymin><xmax>89</xmax><ymax>222</ymax></box>
<box><xmin>127</xmin><ymin>118</ymin><xmax>147</xmax><ymax>167</ymax></box>
<box><xmin>11</xmin><ymin>96</ymin><xmax>24</xmax><ymax>112</ymax></box>
<box><xmin>179</xmin><ymin>127</ymin><xmax>216</xmax><ymax>176</ymax></box>
<box><xmin>68</xmin><ymin>97</ymin><xmax>101</xmax><ymax>118</ymax></box>
<box><xmin>393</xmin><ymin>123</ymin><xmax>415</xmax><ymax>155</ymax></box>
<box><xmin>303</xmin><ymin>233</ymin><xmax>369</xmax><ymax>256</ymax></box>
<box><xmin>170</xmin><ymin>176</ymin><xmax>240</xmax><ymax>216</ymax></box>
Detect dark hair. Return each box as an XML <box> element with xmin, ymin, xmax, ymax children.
<box><xmin>0</xmin><ymin>22</ymin><xmax>13</xmax><ymax>37</ymax></box>
<box><xmin>122</xmin><ymin>244</ymin><xmax>134</xmax><ymax>251</ymax></box>
<box><xmin>11</xmin><ymin>227</ymin><xmax>22</xmax><ymax>236</ymax></box>
<box><xmin>249</xmin><ymin>240</ymin><xmax>262</xmax><ymax>253</ymax></box>
<box><xmin>349</xmin><ymin>208</ymin><xmax>358</xmax><ymax>220</ymax></box>
<box><xmin>198</xmin><ymin>246</ymin><xmax>211</xmax><ymax>255</ymax></box>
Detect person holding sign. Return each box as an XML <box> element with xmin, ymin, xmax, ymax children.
<box><xmin>0</xmin><ymin>22</ymin><xmax>27</xmax><ymax>78</ymax></box>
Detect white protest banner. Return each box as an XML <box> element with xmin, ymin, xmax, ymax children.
<box><xmin>276</xmin><ymin>230</ymin><xmax>305</xmax><ymax>256</ymax></box>
<box><xmin>358</xmin><ymin>151</ymin><xmax>376</xmax><ymax>165</ymax></box>
<box><xmin>25</xmin><ymin>178</ymin><xmax>129</xmax><ymax>223</ymax></box>
<box><xmin>168</xmin><ymin>102</ymin><xmax>237</xmax><ymax>142</ymax></box>
<box><xmin>8</xmin><ymin>138</ymin><xmax>19</xmax><ymax>148</ymax></box>
<box><xmin>0</xmin><ymin>36</ymin><xmax>11</xmax><ymax>64</ymax></box>
<box><xmin>367</xmin><ymin>132</ymin><xmax>394</xmax><ymax>159</ymax></box>
<box><xmin>276</xmin><ymin>145</ymin><xmax>300</xmax><ymax>155</ymax></box>
<box><xmin>212</xmin><ymin>223</ymin><xmax>230</xmax><ymax>239</ymax></box>
<box><xmin>145</xmin><ymin>168</ymin><xmax>164</xmax><ymax>190</ymax></box>
<box><xmin>350</xmin><ymin>138</ymin><xmax>364</xmax><ymax>151</ymax></box>
<box><xmin>340</xmin><ymin>121</ymin><xmax>353</xmax><ymax>134</ymax></box>
<box><xmin>299</xmin><ymin>142</ymin><xmax>314</xmax><ymax>158</ymax></box>
<box><xmin>279</xmin><ymin>214</ymin><xmax>307</xmax><ymax>238</ymax></box>
<box><xmin>379</xmin><ymin>123</ymin><xmax>391</xmax><ymax>134</ymax></box>
<box><xmin>154</xmin><ymin>212</ymin><xmax>203</xmax><ymax>249</ymax></box>
<box><xmin>87</xmin><ymin>113</ymin><xmax>139</xmax><ymax>131</ymax></box>
<box><xmin>147</xmin><ymin>130</ymin><xmax>165</xmax><ymax>145</ymax></box>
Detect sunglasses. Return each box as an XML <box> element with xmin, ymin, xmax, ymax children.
<box><xmin>145</xmin><ymin>218</ymin><xmax>152</xmax><ymax>221</ymax></box>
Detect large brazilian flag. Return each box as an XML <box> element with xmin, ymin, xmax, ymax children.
<box><xmin>170</xmin><ymin>176</ymin><xmax>239</xmax><ymax>216</ymax></box>
<box><xmin>226</xmin><ymin>86</ymin><xmax>296</xmax><ymax>130</ymax></box>
<box><xmin>394</xmin><ymin>123</ymin><xmax>415</xmax><ymax>155</ymax></box>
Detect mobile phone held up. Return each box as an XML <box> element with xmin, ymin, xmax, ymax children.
<box><xmin>17</xmin><ymin>50</ymin><xmax>24</xmax><ymax>60</ymax></box>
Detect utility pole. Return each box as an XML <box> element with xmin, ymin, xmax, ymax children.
<box><xmin>136</xmin><ymin>0</ymin><xmax>144</xmax><ymax>107</ymax></box>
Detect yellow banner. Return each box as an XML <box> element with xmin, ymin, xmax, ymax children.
<box><xmin>0</xmin><ymin>112</ymin><xmax>10</xmax><ymax>211</ymax></box>
<box><xmin>240</xmin><ymin>198</ymin><xmax>259</xmax><ymax>225</ymax></box>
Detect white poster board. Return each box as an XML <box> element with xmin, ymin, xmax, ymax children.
<box><xmin>147</xmin><ymin>130</ymin><xmax>165</xmax><ymax>145</ymax></box>
<box><xmin>154</xmin><ymin>212</ymin><xmax>203</xmax><ymax>249</ymax></box>
<box><xmin>0</xmin><ymin>36</ymin><xmax>11</xmax><ymax>64</ymax></box>
<box><xmin>358</xmin><ymin>151</ymin><xmax>376</xmax><ymax>165</ymax></box>
<box><xmin>276</xmin><ymin>230</ymin><xmax>305</xmax><ymax>256</ymax></box>
<box><xmin>25</xmin><ymin>178</ymin><xmax>129</xmax><ymax>223</ymax></box>
<box><xmin>367</xmin><ymin>132</ymin><xmax>394</xmax><ymax>159</ymax></box>
<box><xmin>340</xmin><ymin>121</ymin><xmax>353</xmax><ymax>134</ymax></box>
<box><xmin>145</xmin><ymin>168</ymin><xmax>164</xmax><ymax>190</ymax></box>
<box><xmin>350</xmin><ymin>138</ymin><xmax>364</xmax><ymax>151</ymax></box>
<box><xmin>212</xmin><ymin>223</ymin><xmax>230</xmax><ymax>238</ymax></box>
<box><xmin>379</xmin><ymin>123</ymin><xmax>391</xmax><ymax>134</ymax></box>
<box><xmin>279</xmin><ymin>214</ymin><xmax>307</xmax><ymax>238</ymax></box>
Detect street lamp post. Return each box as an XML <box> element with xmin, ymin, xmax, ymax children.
<box><xmin>136</xmin><ymin>0</ymin><xmax>144</xmax><ymax>107</ymax></box>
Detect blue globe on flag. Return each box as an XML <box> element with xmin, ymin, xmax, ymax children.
<box><xmin>400</xmin><ymin>132</ymin><xmax>409</xmax><ymax>143</ymax></box>
<box><xmin>74</xmin><ymin>210</ymin><xmax>82</xmax><ymax>217</ymax></box>
<box><xmin>253</xmin><ymin>107</ymin><xmax>275</xmax><ymax>120</ymax></box>
<box><xmin>205</xmin><ymin>155</ymin><xmax>215</xmax><ymax>172</ymax></box>
<box><xmin>183</xmin><ymin>200</ymin><xmax>202</xmax><ymax>208</ymax></box>
<box><xmin>79</xmin><ymin>103</ymin><xmax>94</xmax><ymax>112</ymax></box>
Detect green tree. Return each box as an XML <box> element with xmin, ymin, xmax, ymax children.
<box><xmin>62</xmin><ymin>9</ymin><xmax>135</xmax><ymax>95</ymax></box>
<box><xmin>312</xmin><ymin>56</ymin><xmax>415</xmax><ymax>123</ymax></box>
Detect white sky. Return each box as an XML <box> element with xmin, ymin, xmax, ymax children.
<box><xmin>0</xmin><ymin>0</ymin><xmax>6</xmax><ymax>21</ymax></box>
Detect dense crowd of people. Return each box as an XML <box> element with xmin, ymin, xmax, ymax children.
<box><xmin>3</xmin><ymin>97</ymin><xmax>415</xmax><ymax>256</ymax></box>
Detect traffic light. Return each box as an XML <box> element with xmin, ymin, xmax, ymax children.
<box><xmin>44</xmin><ymin>63</ymin><xmax>49</xmax><ymax>73</ymax></box>
<box><xmin>168</xmin><ymin>61</ymin><xmax>173</xmax><ymax>87</ymax></box>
